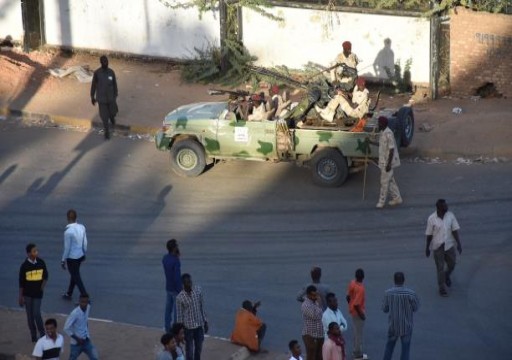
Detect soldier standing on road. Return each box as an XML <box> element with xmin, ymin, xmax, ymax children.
<box><xmin>19</xmin><ymin>243</ymin><xmax>48</xmax><ymax>342</ymax></box>
<box><xmin>176</xmin><ymin>274</ymin><xmax>208</xmax><ymax>360</ymax></box>
<box><xmin>61</xmin><ymin>209</ymin><xmax>88</xmax><ymax>300</ymax></box>
<box><xmin>381</xmin><ymin>272</ymin><xmax>420</xmax><ymax>360</ymax></box>
<box><xmin>163</xmin><ymin>239</ymin><xmax>182</xmax><ymax>333</ymax></box>
<box><xmin>425</xmin><ymin>199</ymin><xmax>462</xmax><ymax>297</ymax></box>
<box><xmin>90</xmin><ymin>55</ymin><xmax>118</xmax><ymax>140</ymax></box>
<box><xmin>346</xmin><ymin>269</ymin><xmax>367</xmax><ymax>360</ymax></box>
<box><xmin>369</xmin><ymin>116</ymin><xmax>402</xmax><ymax>208</ymax></box>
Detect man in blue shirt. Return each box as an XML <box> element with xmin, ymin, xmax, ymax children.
<box><xmin>61</xmin><ymin>209</ymin><xmax>88</xmax><ymax>300</ymax></box>
<box><xmin>163</xmin><ymin>239</ymin><xmax>182</xmax><ymax>333</ymax></box>
<box><xmin>64</xmin><ymin>294</ymin><xmax>98</xmax><ymax>360</ymax></box>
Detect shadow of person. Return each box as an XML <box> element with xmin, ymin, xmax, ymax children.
<box><xmin>0</xmin><ymin>164</ymin><xmax>17</xmax><ymax>185</ymax></box>
<box><xmin>373</xmin><ymin>38</ymin><xmax>395</xmax><ymax>79</ymax></box>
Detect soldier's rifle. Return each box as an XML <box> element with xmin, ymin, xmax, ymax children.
<box><xmin>208</xmin><ymin>89</ymin><xmax>250</xmax><ymax>98</ymax></box>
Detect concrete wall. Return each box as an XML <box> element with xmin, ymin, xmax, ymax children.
<box><xmin>0</xmin><ymin>0</ymin><xmax>24</xmax><ymax>41</ymax></box>
<box><xmin>450</xmin><ymin>7</ymin><xmax>512</xmax><ymax>97</ymax></box>
<box><xmin>242</xmin><ymin>6</ymin><xmax>431</xmax><ymax>84</ymax></box>
<box><xmin>43</xmin><ymin>0</ymin><xmax>220</xmax><ymax>58</ymax></box>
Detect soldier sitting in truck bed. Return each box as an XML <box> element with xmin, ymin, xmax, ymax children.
<box><xmin>314</xmin><ymin>77</ymin><xmax>370</xmax><ymax>125</ymax></box>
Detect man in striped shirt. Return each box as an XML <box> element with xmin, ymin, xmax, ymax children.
<box><xmin>381</xmin><ymin>272</ymin><xmax>419</xmax><ymax>360</ymax></box>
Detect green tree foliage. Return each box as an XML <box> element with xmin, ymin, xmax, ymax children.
<box><xmin>157</xmin><ymin>0</ymin><xmax>282</xmax><ymax>20</ymax></box>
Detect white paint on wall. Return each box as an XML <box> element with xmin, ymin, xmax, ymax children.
<box><xmin>242</xmin><ymin>7</ymin><xmax>431</xmax><ymax>83</ymax></box>
<box><xmin>0</xmin><ymin>0</ymin><xmax>23</xmax><ymax>41</ymax></box>
<box><xmin>43</xmin><ymin>0</ymin><xmax>220</xmax><ymax>58</ymax></box>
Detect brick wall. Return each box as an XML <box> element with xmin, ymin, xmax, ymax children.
<box><xmin>450</xmin><ymin>7</ymin><xmax>512</xmax><ymax>97</ymax></box>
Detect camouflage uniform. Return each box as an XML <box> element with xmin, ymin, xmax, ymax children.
<box><xmin>377</xmin><ymin>127</ymin><xmax>401</xmax><ymax>207</ymax></box>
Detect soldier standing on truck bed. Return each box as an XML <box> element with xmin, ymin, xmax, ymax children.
<box><xmin>331</xmin><ymin>41</ymin><xmax>359</xmax><ymax>87</ymax></box>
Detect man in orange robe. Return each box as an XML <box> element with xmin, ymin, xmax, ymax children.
<box><xmin>230</xmin><ymin>300</ymin><xmax>266</xmax><ymax>352</ymax></box>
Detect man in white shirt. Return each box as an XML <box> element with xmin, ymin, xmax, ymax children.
<box><xmin>322</xmin><ymin>293</ymin><xmax>348</xmax><ymax>338</ymax></box>
<box><xmin>32</xmin><ymin>318</ymin><xmax>64</xmax><ymax>360</ymax></box>
<box><xmin>61</xmin><ymin>209</ymin><xmax>88</xmax><ymax>300</ymax></box>
<box><xmin>425</xmin><ymin>199</ymin><xmax>462</xmax><ymax>297</ymax></box>
<box><xmin>288</xmin><ymin>339</ymin><xmax>303</xmax><ymax>360</ymax></box>
<box><xmin>64</xmin><ymin>294</ymin><xmax>98</xmax><ymax>360</ymax></box>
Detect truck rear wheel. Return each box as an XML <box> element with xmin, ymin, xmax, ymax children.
<box><xmin>170</xmin><ymin>139</ymin><xmax>206</xmax><ymax>177</ymax></box>
<box><xmin>310</xmin><ymin>148</ymin><xmax>348</xmax><ymax>187</ymax></box>
<box><xmin>397</xmin><ymin>107</ymin><xmax>414</xmax><ymax>147</ymax></box>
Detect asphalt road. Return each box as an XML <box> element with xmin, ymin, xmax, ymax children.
<box><xmin>1</xmin><ymin>123</ymin><xmax>511</xmax><ymax>359</ymax></box>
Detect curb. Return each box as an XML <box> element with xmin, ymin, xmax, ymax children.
<box><xmin>0</xmin><ymin>107</ymin><xmax>160</xmax><ymax>136</ymax></box>
<box><xmin>0</xmin><ymin>305</ymin><xmax>248</xmax><ymax>360</ymax></box>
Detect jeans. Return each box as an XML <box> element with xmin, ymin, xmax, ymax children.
<box><xmin>302</xmin><ymin>334</ymin><xmax>323</xmax><ymax>360</ymax></box>
<box><xmin>184</xmin><ymin>327</ymin><xmax>204</xmax><ymax>360</ymax></box>
<box><xmin>352</xmin><ymin>315</ymin><xmax>365</xmax><ymax>358</ymax></box>
<box><xmin>24</xmin><ymin>296</ymin><xmax>44</xmax><ymax>340</ymax></box>
<box><xmin>66</xmin><ymin>257</ymin><xmax>88</xmax><ymax>297</ymax></box>
<box><xmin>69</xmin><ymin>338</ymin><xmax>99</xmax><ymax>360</ymax></box>
<box><xmin>434</xmin><ymin>246</ymin><xmax>456</xmax><ymax>290</ymax></box>
<box><xmin>382</xmin><ymin>333</ymin><xmax>411</xmax><ymax>360</ymax></box>
<box><xmin>164</xmin><ymin>291</ymin><xmax>178</xmax><ymax>333</ymax></box>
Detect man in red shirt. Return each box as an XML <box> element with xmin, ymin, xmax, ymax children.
<box><xmin>346</xmin><ymin>269</ymin><xmax>367</xmax><ymax>360</ymax></box>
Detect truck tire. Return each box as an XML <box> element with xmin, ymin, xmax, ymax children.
<box><xmin>310</xmin><ymin>148</ymin><xmax>348</xmax><ymax>187</ymax></box>
<box><xmin>170</xmin><ymin>139</ymin><xmax>206</xmax><ymax>177</ymax></box>
<box><xmin>397</xmin><ymin>107</ymin><xmax>414</xmax><ymax>147</ymax></box>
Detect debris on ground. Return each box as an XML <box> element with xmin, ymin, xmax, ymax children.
<box><xmin>470</xmin><ymin>96</ymin><xmax>481</xmax><ymax>102</ymax></box>
<box><xmin>419</xmin><ymin>122</ymin><xmax>433</xmax><ymax>132</ymax></box>
<box><xmin>452</xmin><ymin>107</ymin><xmax>462</xmax><ymax>114</ymax></box>
<box><xmin>48</xmin><ymin>65</ymin><xmax>93</xmax><ymax>83</ymax></box>
<box><xmin>410</xmin><ymin>157</ymin><xmax>445</xmax><ymax>164</ymax></box>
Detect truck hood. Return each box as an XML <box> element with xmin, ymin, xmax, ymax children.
<box><xmin>164</xmin><ymin>101</ymin><xmax>228</xmax><ymax>124</ymax></box>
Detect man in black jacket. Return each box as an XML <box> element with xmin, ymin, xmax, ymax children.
<box><xmin>90</xmin><ymin>55</ymin><xmax>118</xmax><ymax>140</ymax></box>
<box><xmin>19</xmin><ymin>243</ymin><xmax>49</xmax><ymax>342</ymax></box>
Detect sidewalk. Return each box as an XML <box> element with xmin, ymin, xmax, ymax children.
<box><xmin>1</xmin><ymin>50</ymin><xmax>511</xmax><ymax>159</ymax></box>
<box><xmin>0</xmin><ymin>307</ymin><xmax>288</xmax><ymax>360</ymax></box>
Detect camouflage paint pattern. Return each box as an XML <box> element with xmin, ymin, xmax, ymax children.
<box><xmin>155</xmin><ymin>100</ymin><xmax>383</xmax><ymax>163</ymax></box>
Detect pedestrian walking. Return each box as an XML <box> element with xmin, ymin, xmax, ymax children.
<box><xmin>176</xmin><ymin>274</ymin><xmax>208</xmax><ymax>360</ymax></box>
<box><xmin>32</xmin><ymin>318</ymin><xmax>64</xmax><ymax>360</ymax></box>
<box><xmin>19</xmin><ymin>243</ymin><xmax>48</xmax><ymax>342</ymax></box>
<box><xmin>381</xmin><ymin>272</ymin><xmax>420</xmax><ymax>360</ymax></box>
<box><xmin>322</xmin><ymin>293</ymin><xmax>348</xmax><ymax>338</ymax></box>
<box><xmin>157</xmin><ymin>333</ymin><xmax>183</xmax><ymax>360</ymax></box>
<box><xmin>288</xmin><ymin>339</ymin><xmax>303</xmax><ymax>360</ymax></box>
<box><xmin>297</xmin><ymin>266</ymin><xmax>331</xmax><ymax>311</ymax></box>
<box><xmin>63</xmin><ymin>294</ymin><xmax>99</xmax><ymax>360</ymax></box>
<box><xmin>346</xmin><ymin>268</ymin><xmax>367</xmax><ymax>360</ymax></box>
<box><xmin>322</xmin><ymin>322</ymin><xmax>346</xmax><ymax>360</ymax></box>
<box><xmin>230</xmin><ymin>300</ymin><xmax>266</xmax><ymax>352</ymax></box>
<box><xmin>425</xmin><ymin>199</ymin><xmax>462</xmax><ymax>297</ymax></box>
<box><xmin>368</xmin><ymin>116</ymin><xmax>402</xmax><ymax>208</ymax></box>
<box><xmin>301</xmin><ymin>285</ymin><xmax>324</xmax><ymax>360</ymax></box>
<box><xmin>61</xmin><ymin>209</ymin><xmax>88</xmax><ymax>300</ymax></box>
<box><xmin>90</xmin><ymin>55</ymin><xmax>118</xmax><ymax>140</ymax></box>
<box><xmin>163</xmin><ymin>239</ymin><xmax>182</xmax><ymax>333</ymax></box>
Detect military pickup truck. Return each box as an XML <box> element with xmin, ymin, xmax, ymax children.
<box><xmin>154</xmin><ymin>95</ymin><xmax>414</xmax><ymax>187</ymax></box>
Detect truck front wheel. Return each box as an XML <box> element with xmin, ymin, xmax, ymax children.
<box><xmin>170</xmin><ymin>139</ymin><xmax>206</xmax><ymax>177</ymax></box>
<box><xmin>310</xmin><ymin>148</ymin><xmax>348</xmax><ymax>187</ymax></box>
